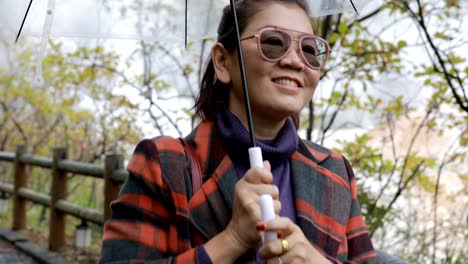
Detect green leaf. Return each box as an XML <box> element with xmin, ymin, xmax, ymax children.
<box><xmin>338</xmin><ymin>23</ymin><xmax>348</xmax><ymax>34</ymax></box>
<box><xmin>435</xmin><ymin>32</ymin><xmax>450</xmax><ymax>40</ymax></box>
<box><xmin>329</xmin><ymin>33</ymin><xmax>340</xmax><ymax>45</ymax></box>
<box><xmin>397</xmin><ymin>40</ymin><xmax>407</xmax><ymax>48</ymax></box>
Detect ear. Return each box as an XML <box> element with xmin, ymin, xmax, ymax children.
<box><xmin>211</xmin><ymin>43</ymin><xmax>232</xmax><ymax>84</ymax></box>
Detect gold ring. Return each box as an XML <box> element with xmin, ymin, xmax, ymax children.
<box><xmin>281</xmin><ymin>239</ymin><xmax>289</xmax><ymax>254</ymax></box>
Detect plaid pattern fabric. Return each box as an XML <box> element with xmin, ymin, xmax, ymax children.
<box><xmin>101</xmin><ymin>120</ymin><xmax>380</xmax><ymax>263</ymax></box>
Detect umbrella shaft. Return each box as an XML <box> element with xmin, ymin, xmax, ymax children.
<box><xmin>229</xmin><ymin>0</ymin><xmax>256</xmax><ymax>147</ymax></box>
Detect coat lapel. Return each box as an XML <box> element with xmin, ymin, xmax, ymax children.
<box><xmin>186</xmin><ymin>121</ymin><xmax>238</xmax><ymax>239</ymax></box>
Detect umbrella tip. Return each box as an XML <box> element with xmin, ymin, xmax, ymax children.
<box><xmin>14</xmin><ymin>32</ymin><xmax>22</xmax><ymax>45</ymax></box>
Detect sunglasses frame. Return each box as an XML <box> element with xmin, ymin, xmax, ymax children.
<box><xmin>240</xmin><ymin>26</ymin><xmax>331</xmax><ymax>70</ymax></box>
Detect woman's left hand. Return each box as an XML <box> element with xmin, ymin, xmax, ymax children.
<box><xmin>257</xmin><ymin>217</ymin><xmax>331</xmax><ymax>264</ymax></box>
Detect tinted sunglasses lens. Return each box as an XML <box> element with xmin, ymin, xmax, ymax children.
<box><xmin>301</xmin><ymin>38</ymin><xmax>327</xmax><ymax>68</ymax></box>
<box><xmin>259</xmin><ymin>30</ymin><xmax>290</xmax><ymax>60</ymax></box>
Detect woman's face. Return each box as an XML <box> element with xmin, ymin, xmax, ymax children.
<box><xmin>226</xmin><ymin>2</ymin><xmax>320</xmax><ymax>125</ymax></box>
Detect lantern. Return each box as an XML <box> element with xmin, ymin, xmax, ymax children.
<box><xmin>75</xmin><ymin>220</ymin><xmax>91</xmax><ymax>248</ymax></box>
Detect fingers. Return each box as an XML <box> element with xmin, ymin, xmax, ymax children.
<box><xmin>227</xmin><ymin>160</ymin><xmax>280</xmax><ymax>250</ymax></box>
<box><xmin>237</xmin><ymin>178</ymin><xmax>279</xmax><ymax>199</ymax></box>
<box><xmin>243</xmin><ymin>161</ymin><xmax>273</xmax><ymax>184</ymax></box>
<box><xmin>261</xmin><ymin>237</ymin><xmax>325</xmax><ymax>264</ymax></box>
<box><xmin>237</xmin><ymin>161</ymin><xmax>278</xmax><ymax>200</ymax></box>
<box><xmin>248</xmin><ymin>183</ymin><xmax>280</xmax><ymax>199</ymax></box>
<box><xmin>262</xmin><ymin>217</ymin><xmax>298</xmax><ymax>235</ymax></box>
<box><xmin>235</xmin><ymin>184</ymin><xmax>281</xmax><ymax>220</ymax></box>
<box><xmin>257</xmin><ymin>217</ymin><xmax>298</xmax><ymax>259</ymax></box>
<box><xmin>257</xmin><ymin>217</ymin><xmax>324</xmax><ymax>263</ymax></box>
<box><xmin>259</xmin><ymin>238</ymin><xmax>288</xmax><ymax>257</ymax></box>
<box><xmin>273</xmin><ymin>200</ymin><xmax>281</xmax><ymax>214</ymax></box>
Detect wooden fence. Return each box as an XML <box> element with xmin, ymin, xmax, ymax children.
<box><xmin>0</xmin><ymin>145</ymin><xmax>127</xmax><ymax>251</ymax></box>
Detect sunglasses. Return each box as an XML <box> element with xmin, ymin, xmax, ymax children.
<box><xmin>240</xmin><ymin>27</ymin><xmax>330</xmax><ymax>70</ymax></box>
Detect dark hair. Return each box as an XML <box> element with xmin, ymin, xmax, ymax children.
<box><xmin>194</xmin><ymin>0</ymin><xmax>311</xmax><ymax>128</ymax></box>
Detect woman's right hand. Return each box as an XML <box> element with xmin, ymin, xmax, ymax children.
<box><xmin>225</xmin><ymin>161</ymin><xmax>281</xmax><ymax>251</ymax></box>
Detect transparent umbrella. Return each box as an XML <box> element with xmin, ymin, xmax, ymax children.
<box><xmin>1</xmin><ymin>0</ymin><xmax>369</xmax><ymax>151</ymax></box>
<box><xmin>0</xmin><ymin>0</ymin><xmax>367</xmax><ymax>84</ymax></box>
<box><xmin>6</xmin><ymin>0</ymin><xmax>366</xmax><ymax>43</ymax></box>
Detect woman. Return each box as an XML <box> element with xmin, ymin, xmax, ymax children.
<box><xmin>101</xmin><ymin>0</ymin><xmax>380</xmax><ymax>263</ymax></box>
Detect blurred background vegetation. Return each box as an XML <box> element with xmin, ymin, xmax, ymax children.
<box><xmin>0</xmin><ymin>0</ymin><xmax>466</xmax><ymax>263</ymax></box>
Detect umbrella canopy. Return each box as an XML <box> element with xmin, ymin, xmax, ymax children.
<box><xmin>2</xmin><ymin>0</ymin><xmax>367</xmax><ymax>44</ymax></box>
<box><xmin>0</xmin><ymin>0</ymin><xmax>368</xmax><ymax>83</ymax></box>
<box><xmin>1</xmin><ymin>0</ymin><xmax>368</xmax><ymax>147</ymax></box>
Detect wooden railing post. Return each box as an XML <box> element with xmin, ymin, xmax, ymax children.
<box><xmin>104</xmin><ymin>154</ymin><xmax>124</xmax><ymax>221</ymax></box>
<box><xmin>12</xmin><ymin>145</ymin><xmax>27</xmax><ymax>230</ymax></box>
<box><xmin>49</xmin><ymin>148</ymin><xmax>68</xmax><ymax>251</ymax></box>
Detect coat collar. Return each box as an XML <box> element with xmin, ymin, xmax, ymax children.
<box><xmin>186</xmin><ymin>120</ymin><xmax>332</xmax><ymax>239</ymax></box>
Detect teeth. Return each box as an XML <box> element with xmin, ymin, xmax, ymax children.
<box><xmin>274</xmin><ymin>79</ymin><xmax>299</xmax><ymax>87</ymax></box>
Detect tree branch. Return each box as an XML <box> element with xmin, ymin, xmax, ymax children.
<box><xmin>402</xmin><ymin>0</ymin><xmax>468</xmax><ymax>112</ymax></box>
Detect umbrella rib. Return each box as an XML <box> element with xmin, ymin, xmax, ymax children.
<box><xmin>349</xmin><ymin>0</ymin><xmax>359</xmax><ymax>15</ymax></box>
<box><xmin>185</xmin><ymin>0</ymin><xmax>188</xmax><ymax>48</ymax></box>
<box><xmin>15</xmin><ymin>0</ymin><xmax>34</xmax><ymax>44</ymax></box>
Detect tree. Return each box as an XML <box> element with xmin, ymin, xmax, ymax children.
<box><xmin>303</xmin><ymin>1</ymin><xmax>467</xmax><ymax>262</ymax></box>
<box><xmin>0</xmin><ymin>38</ymin><xmax>143</xmax><ymax>221</ymax></box>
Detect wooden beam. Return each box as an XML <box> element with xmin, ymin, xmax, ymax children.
<box><xmin>12</xmin><ymin>145</ymin><xmax>27</xmax><ymax>230</ymax></box>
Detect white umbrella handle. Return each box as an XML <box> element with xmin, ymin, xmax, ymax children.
<box><xmin>248</xmin><ymin>147</ymin><xmax>277</xmax><ymax>242</ymax></box>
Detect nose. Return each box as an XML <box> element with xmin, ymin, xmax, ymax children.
<box><xmin>278</xmin><ymin>40</ymin><xmax>305</xmax><ymax>70</ymax></box>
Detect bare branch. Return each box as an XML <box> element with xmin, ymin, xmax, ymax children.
<box><xmin>432</xmin><ymin>134</ymin><xmax>462</xmax><ymax>262</ymax></box>
<box><xmin>322</xmin><ymin>89</ymin><xmax>349</xmax><ymax>144</ymax></box>
<box><xmin>31</xmin><ymin>113</ymin><xmax>64</xmax><ymax>153</ymax></box>
<box><xmin>154</xmin><ymin>43</ymin><xmax>195</xmax><ymax>98</ymax></box>
<box><xmin>0</xmin><ymin>101</ymin><xmax>28</xmax><ymax>144</ymax></box>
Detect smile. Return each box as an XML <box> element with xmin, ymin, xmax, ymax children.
<box><xmin>272</xmin><ymin>78</ymin><xmax>302</xmax><ymax>88</ymax></box>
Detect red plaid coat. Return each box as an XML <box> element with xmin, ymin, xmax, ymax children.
<box><xmin>101</xmin><ymin>120</ymin><xmax>379</xmax><ymax>263</ymax></box>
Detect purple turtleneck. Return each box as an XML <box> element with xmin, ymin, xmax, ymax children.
<box><xmin>216</xmin><ymin>109</ymin><xmax>299</xmax><ymax>222</ymax></box>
